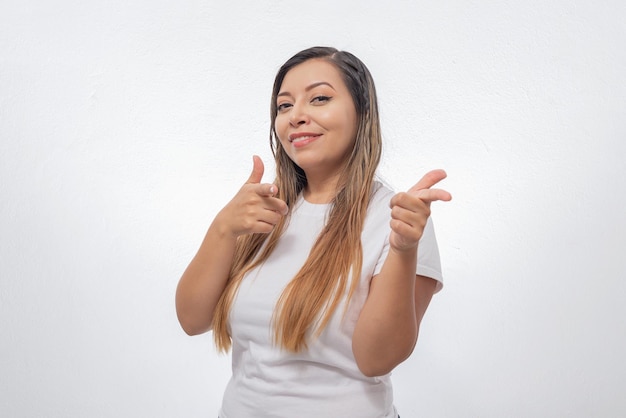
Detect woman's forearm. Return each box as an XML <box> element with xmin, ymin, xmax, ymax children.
<box><xmin>352</xmin><ymin>247</ymin><xmax>419</xmax><ymax>377</ymax></box>
<box><xmin>175</xmin><ymin>219</ymin><xmax>237</xmax><ymax>335</ymax></box>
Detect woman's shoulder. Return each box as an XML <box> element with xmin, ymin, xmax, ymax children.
<box><xmin>364</xmin><ymin>181</ymin><xmax>396</xmax><ymax>223</ymax></box>
<box><xmin>370</xmin><ymin>180</ymin><xmax>396</xmax><ymax>207</ymax></box>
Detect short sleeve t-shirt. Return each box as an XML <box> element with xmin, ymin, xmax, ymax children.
<box><xmin>219</xmin><ymin>183</ymin><xmax>443</xmax><ymax>418</ymax></box>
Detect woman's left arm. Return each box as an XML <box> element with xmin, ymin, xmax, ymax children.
<box><xmin>352</xmin><ymin>170</ymin><xmax>451</xmax><ymax>377</ymax></box>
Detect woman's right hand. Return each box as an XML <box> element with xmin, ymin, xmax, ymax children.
<box><xmin>214</xmin><ymin>155</ymin><xmax>289</xmax><ymax>237</ymax></box>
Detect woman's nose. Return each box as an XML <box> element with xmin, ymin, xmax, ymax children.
<box><xmin>289</xmin><ymin>104</ymin><xmax>310</xmax><ymax>127</ymax></box>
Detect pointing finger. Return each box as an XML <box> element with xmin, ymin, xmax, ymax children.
<box><xmin>390</xmin><ymin>189</ymin><xmax>452</xmax><ymax>210</ymax></box>
<box><xmin>413</xmin><ymin>188</ymin><xmax>452</xmax><ymax>203</ymax></box>
<box><xmin>255</xmin><ymin>184</ymin><xmax>289</xmax><ymax>215</ymax></box>
<box><xmin>256</xmin><ymin>183</ymin><xmax>277</xmax><ymax>197</ymax></box>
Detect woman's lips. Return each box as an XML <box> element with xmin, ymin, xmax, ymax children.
<box><xmin>289</xmin><ymin>132</ymin><xmax>321</xmax><ymax>148</ymax></box>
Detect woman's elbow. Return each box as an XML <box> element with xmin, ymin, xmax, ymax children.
<box><xmin>180</xmin><ymin>323</ymin><xmax>209</xmax><ymax>336</ymax></box>
<box><xmin>356</xmin><ymin>354</ymin><xmax>409</xmax><ymax>377</ymax></box>
<box><xmin>357</xmin><ymin>362</ymin><xmax>395</xmax><ymax>378</ymax></box>
<box><xmin>354</xmin><ymin>341</ymin><xmax>416</xmax><ymax>378</ymax></box>
<box><xmin>176</xmin><ymin>310</ymin><xmax>212</xmax><ymax>336</ymax></box>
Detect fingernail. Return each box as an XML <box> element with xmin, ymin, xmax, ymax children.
<box><xmin>270</xmin><ymin>186</ymin><xmax>276</xmax><ymax>195</ymax></box>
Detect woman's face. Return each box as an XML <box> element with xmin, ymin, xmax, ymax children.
<box><xmin>274</xmin><ymin>59</ymin><xmax>358</xmax><ymax>181</ymax></box>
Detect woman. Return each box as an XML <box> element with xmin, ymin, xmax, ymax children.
<box><xmin>176</xmin><ymin>46</ymin><xmax>451</xmax><ymax>418</ymax></box>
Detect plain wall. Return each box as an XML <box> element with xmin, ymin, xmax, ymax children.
<box><xmin>1</xmin><ymin>0</ymin><xmax>625</xmax><ymax>416</ymax></box>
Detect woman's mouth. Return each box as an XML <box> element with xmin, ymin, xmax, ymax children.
<box><xmin>289</xmin><ymin>132</ymin><xmax>321</xmax><ymax>147</ymax></box>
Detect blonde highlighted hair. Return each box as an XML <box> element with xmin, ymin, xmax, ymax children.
<box><xmin>212</xmin><ymin>47</ymin><xmax>382</xmax><ymax>352</ymax></box>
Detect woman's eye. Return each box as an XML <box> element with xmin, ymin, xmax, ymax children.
<box><xmin>312</xmin><ymin>95</ymin><xmax>331</xmax><ymax>104</ymax></box>
<box><xmin>277</xmin><ymin>103</ymin><xmax>292</xmax><ymax>112</ymax></box>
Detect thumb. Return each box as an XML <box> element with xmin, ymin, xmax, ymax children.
<box><xmin>408</xmin><ymin>169</ymin><xmax>447</xmax><ymax>193</ymax></box>
<box><xmin>246</xmin><ymin>155</ymin><xmax>264</xmax><ymax>184</ymax></box>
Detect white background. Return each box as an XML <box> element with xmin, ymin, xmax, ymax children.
<box><xmin>1</xmin><ymin>1</ymin><xmax>625</xmax><ymax>416</ymax></box>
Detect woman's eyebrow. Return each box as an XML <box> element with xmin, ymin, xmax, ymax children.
<box><xmin>277</xmin><ymin>81</ymin><xmax>336</xmax><ymax>98</ymax></box>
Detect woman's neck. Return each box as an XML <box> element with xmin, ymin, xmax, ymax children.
<box><xmin>302</xmin><ymin>174</ymin><xmax>341</xmax><ymax>204</ymax></box>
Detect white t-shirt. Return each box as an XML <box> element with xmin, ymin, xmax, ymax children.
<box><xmin>219</xmin><ymin>183</ymin><xmax>443</xmax><ymax>418</ymax></box>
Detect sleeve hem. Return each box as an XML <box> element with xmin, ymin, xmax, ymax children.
<box><xmin>416</xmin><ymin>265</ymin><xmax>444</xmax><ymax>294</ymax></box>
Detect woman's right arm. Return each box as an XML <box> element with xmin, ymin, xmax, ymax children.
<box><xmin>175</xmin><ymin>156</ymin><xmax>288</xmax><ymax>335</ymax></box>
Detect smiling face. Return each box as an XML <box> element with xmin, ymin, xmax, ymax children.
<box><xmin>274</xmin><ymin>59</ymin><xmax>358</xmax><ymax>185</ymax></box>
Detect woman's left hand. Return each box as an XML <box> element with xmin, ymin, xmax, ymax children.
<box><xmin>389</xmin><ymin>169</ymin><xmax>452</xmax><ymax>252</ymax></box>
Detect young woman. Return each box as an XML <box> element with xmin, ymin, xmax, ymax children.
<box><xmin>176</xmin><ymin>46</ymin><xmax>451</xmax><ymax>418</ymax></box>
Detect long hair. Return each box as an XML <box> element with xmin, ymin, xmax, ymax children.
<box><xmin>213</xmin><ymin>46</ymin><xmax>382</xmax><ymax>352</ymax></box>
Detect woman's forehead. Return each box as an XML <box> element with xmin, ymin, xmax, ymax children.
<box><xmin>279</xmin><ymin>59</ymin><xmax>345</xmax><ymax>92</ymax></box>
